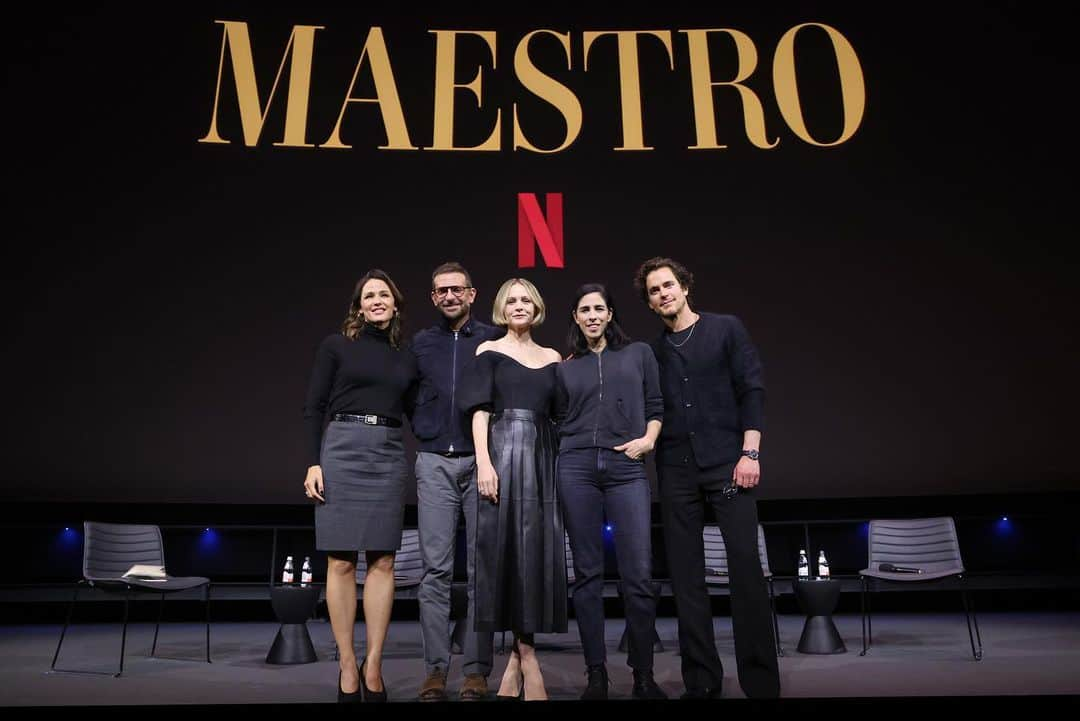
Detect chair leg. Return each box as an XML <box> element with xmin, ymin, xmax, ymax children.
<box><xmin>768</xmin><ymin>578</ymin><xmax>783</xmax><ymax>657</ymax></box>
<box><xmin>117</xmin><ymin>589</ymin><xmax>132</xmax><ymax>677</ymax></box>
<box><xmin>51</xmin><ymin>583</ymin><xmax>80</xmax><ymax>670</ymax></box>
<box><xmin>860</xmin><ymin>576</ymin><xmax>870</xmax><ymax>656</ymax></box>
<box><xmin>961</xmin><ymin>585</ymin><xmax>983</xmax><ymax>661</ymax></box>
<box><xmin>151</xmin><ymin>592</ymin><xmax>165</xmax><ymax>657</ymax></box>
<box><xmin>205</xmin><ymin>583</ymin><xmax>213</xmax><ymax>663</ymax></box>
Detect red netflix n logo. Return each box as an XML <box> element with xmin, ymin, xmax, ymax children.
<box><xmin>517</xmin><ymin>193</ymin><xmax>564</xmax><ymax>268</ymax></box>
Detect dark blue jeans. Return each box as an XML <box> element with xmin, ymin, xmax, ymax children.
<box><xmin>557</xmin><ymin>447</ymin><xmax>658</xmax><ymax>670</ymax></box>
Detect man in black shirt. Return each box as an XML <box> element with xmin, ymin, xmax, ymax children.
<box><xmin>635</xmin><ymin>257</ymin><xmax>780</xmax><ymax>699</ymax></box>
<box><xmin>410</xmin><ymin>262</ymin><xmax>502</xmax><ymax>701</ymax></box>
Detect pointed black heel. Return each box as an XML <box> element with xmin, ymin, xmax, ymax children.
<box><xmin>360</xmin><ymin>658</ymin><xmax>388</xmax><ymax>703</ymax></box>
<box><xmin>337</xmin><ymin>664</ymin><xmax>362</xmax><ymax>703</ymax></box>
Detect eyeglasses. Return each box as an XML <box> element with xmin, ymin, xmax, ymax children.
<box><xmin>432</xmin><ymin>285</ymin><xmax>472</xmax><ymax>298</ymax></box>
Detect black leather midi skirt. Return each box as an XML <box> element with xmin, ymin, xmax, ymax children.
<box><xmin>474</xmin><ymin>409</ymin><xmax>568</xmax><ymax>634</ymax></box>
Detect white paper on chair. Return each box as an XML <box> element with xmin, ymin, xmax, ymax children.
<box><xmin>123</xmin><ymin>564</ymin><xmax>167</xmax><ymax>580</ymax></box>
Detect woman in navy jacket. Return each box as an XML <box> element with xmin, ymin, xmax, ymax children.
<box><xmin>554</xmin><ymin>283</ymin><xmax>667</xmax><ymax>700</ymax></box>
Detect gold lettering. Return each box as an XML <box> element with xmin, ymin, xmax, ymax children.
<box><xmin>430</xmin><ymin>30</ymin><xmax>501</xmax><ymax>151</ymax></box>
<box><xmin>513</xmin><ymin>30</ymin><xmax>582</xmax><ymax>154</ymax></box>
<box><xmin>198</xmin><ymin>21</ymin><xmax>322</xmax><ymax>148</ymax></box>
<box><xmin>583</xmin><ymin>31</ymin><xmax>674</xmax><ymax>151</ymax></box>
<box><xmin>682</xmin><ymin>29</ymin><xmax>778</xmax><ymax>150</ymax></box>
<box><xmin>773</xmin><ymin>23</ymin><xmax>866</xmax><ymax>146</ymax></box>
<box><xmin>322</xmin><ymin>27</ymin><xmax>417</xmax><ymax>150</ymax></box>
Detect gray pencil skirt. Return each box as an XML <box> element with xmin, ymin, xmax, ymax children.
<box><xmin>315</xmin><ymin>420</ymin><xmax>406</xmax><ymax>552</ymax></box>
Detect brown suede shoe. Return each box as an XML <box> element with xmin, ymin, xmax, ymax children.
<box><xmin>459</xmin><ymin>673</ymin><xmax>489</xmax><ymax>701</ymax></box>
<box><xmin>419</xmin><ymin>669</ymin><xmax>447</xmax><ymax>701</ymax></box>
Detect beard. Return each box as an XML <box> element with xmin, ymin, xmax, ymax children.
<box><xmin>440</xmin><ymin>302</ymin><xmax>469</xmax><ymax>320</ymax></box>
<box><xmin>657</xmin><ymin>299</ymin><xmax>682</xmax><ymax>319</ymax></box>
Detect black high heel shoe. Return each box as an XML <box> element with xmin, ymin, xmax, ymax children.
<box><xmin>338</xmin><ymin>664</ymin><xmax>362</xmax><ymax>703</ymax></box>
<box><xmin>359</xmin><ymin>658</ymin><xmax>387</xmax><ymax>703</ymax></box>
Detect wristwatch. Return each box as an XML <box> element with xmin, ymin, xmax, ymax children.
<box><xmin>741</xmin><ymin>449</ymin><xmax>760</xmax><ymax>461</ymax></box>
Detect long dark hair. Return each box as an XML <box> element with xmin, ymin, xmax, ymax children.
<box><xmin>341</xmin><ymin>269</ymin><xmax>406</xmax><ymax>348</ymax></box>
<box><xmin>566</xmin><ymin>283</ymin><xmax>632</xmax><ymax>358</ymax></box>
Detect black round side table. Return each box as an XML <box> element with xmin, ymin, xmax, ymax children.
<box><xmin>266</xmin><ymin>584</ymin><xmax>320</xmax><ymax>664</ymax></box>
<box><xmin>792</xmin><ymin>578</ymin><xmax>846</xmax><ymax>654</ymax></box>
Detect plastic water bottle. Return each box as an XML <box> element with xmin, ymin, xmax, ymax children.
<box><xmin>818</xmin><ymin>550</ymin><xmax>831</xmax><ymax>579</ymax></box>
<box><xmin>798</xmin><ymin>549</ymin><xmax>809</xmax><ymax>578</ymax></box>
<box><xmin>301</xmin><ymin>556</ymin><xmax>313</xmax><ymax>586</ymax></box>
<box><xmin>282</xmin><ymin>555</ymin><xmax>295</xmax><ymax>584</ymax></box>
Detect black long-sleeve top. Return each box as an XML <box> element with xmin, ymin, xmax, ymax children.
<box><xmin>554</xmin><ymin>342</ymin><xmax>663</xmax><ymax>452</ymax></box>
<box><xmin>649</xmin><ymin>313</ymin><xmax>764</xmax><ymax>469</ymax></box>
<box><xmin>302</xmin><ymin>325</ymin><xmax>418</xmax><ymax>466</ymax></box>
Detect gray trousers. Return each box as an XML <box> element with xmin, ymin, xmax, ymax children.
<box><xmin>416</xmin><ymin>452</ymin><xmax>493</xmax><ymax>676</ymax></box>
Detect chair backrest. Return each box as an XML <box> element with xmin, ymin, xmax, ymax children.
<box><xmin>83</xmin><ymin>522</ymin><xmax>164</xmax><ymax>582</ymax></box>
<box><xmin>867</xmin><ymin>517</ymin><xmax>964</xmax><ymax>575</ymax></box>
<box><xmin>702</xmin><ymin>524</ymin><xmax>772</xmax><ymax>583</ymax></box>
<box><xmin>565</xmin><ymin>532</ymin><xmax>576</xmax><ymax>585</ymax></box>
<box><xmin>355</xmin><ymin>528</ymin><xmax>424</xmax><ymax>587</ymax></box>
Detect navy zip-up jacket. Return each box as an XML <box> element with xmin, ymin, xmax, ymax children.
<box><xmin>554</xmin><ymin>342</ymin><xmax>663</xmax><ymax>452</ymax></box>
<box><xmin>409</xmin><ymin>316</ymin><xmax>502</xmax><ymax>454</ymax></box>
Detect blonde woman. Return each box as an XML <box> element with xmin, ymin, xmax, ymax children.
<box><xmin>458</xmin><ymin>278</ymin><xmax>567</xmax><ymax>701</ymax></box>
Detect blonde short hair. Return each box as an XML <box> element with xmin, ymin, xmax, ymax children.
<box><xmin>492</xmin><ymin>277</ymin><xmax>546</xmax><ymax>327</ymax></box>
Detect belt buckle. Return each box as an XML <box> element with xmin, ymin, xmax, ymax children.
<box><xmin>363</xmin><ymin>414</ymin><xmax>378</xmax><ymax>425</ymax></box>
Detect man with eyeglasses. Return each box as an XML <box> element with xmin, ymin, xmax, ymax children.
<box><xmin>409</xmin><ymin>262</ymin><xmax>501</xmax><ymax>701</ymax></box>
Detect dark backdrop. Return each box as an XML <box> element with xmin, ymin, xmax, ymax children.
<box><xmin>3</xmin><ymin>3</ymin><xmax>1077</xmax><ymax>503</ymax></box>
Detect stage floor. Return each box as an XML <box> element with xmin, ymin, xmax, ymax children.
<box><xmin>2</xmin><ymin>612</ymin><xmax>1079</xmax><ymax>705</ymax></box>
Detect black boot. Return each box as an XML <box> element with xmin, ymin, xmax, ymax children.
<box><xmin>631</xmin><ymin>669</ymin><xmax>667</xmax><ymax>700</ymax></box>
<box><xmin>581</xmin><ymin>664</ymin><xmax>608</xmax><ymax>700</ymax></box>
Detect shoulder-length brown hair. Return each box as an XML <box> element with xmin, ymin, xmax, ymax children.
<box><xmin>341</xmin><ymin>269</ymin><xmax>406</xmax><ymax>348</ymax></box>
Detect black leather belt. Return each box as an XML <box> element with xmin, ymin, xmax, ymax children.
<box><xmin>332</xmin><ymin>413</ymin><xmax>402</xmax><ymax>427</ymax></box>
<box><xmin>437</xmin><ymin>451</ymin><xmax>474</xmax><ymax>458</ymax></box>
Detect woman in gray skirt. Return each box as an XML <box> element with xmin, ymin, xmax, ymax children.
<box><xmin>303</xmin><ymin>269</ymin><xmax>418</xmax><ymax>703</ymax></box>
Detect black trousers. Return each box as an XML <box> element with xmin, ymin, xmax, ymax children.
<box><xmin>659</xmin><ymin>458</ymin><xmax>780</xmax><ymax>698</ymax></box>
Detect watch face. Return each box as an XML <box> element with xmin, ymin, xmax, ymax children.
<box><xmin>744</xmin><ymin>450</ymin><xmax>759</xmax><ymax>460</ymax></box>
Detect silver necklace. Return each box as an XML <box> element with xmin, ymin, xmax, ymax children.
<box><xmin>666</xmin><ymin>321</ymin><xmax>698</xmax><ymax>348</ymax></box>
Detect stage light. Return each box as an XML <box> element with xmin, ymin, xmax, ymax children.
<box><xmin>199</xmin><ymin>527</ymin><xmax>220</xmax><ymax>551</ymax></box>
<box><xmin>58</xmin><ymin>526</ymin><xmax>80</xmax><ymax>549</ymax></box>
<box><xmin>1001</xmin><ymin>516</ymin><xmax>1008</xmax><ymax>522</ymax></box>
<box><xmin>605</xmin><ymin>524</ymin><xmax>613</xmax><ymax>532</ymax></box>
